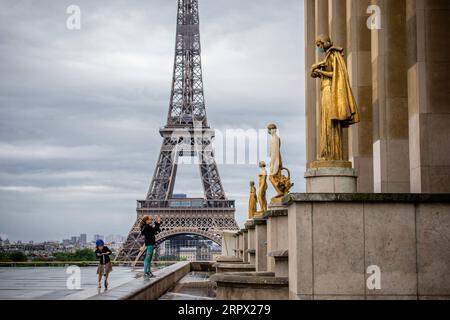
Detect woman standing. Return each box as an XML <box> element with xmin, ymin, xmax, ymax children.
<box><xmin>140</xmin><ymin>215</ymin><xmax>161</xmax><ymax>277</ymax></box>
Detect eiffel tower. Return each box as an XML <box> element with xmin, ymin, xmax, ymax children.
<box><xmin>116</xmin><ymin>0</ymin><xmax>239</xmax><ymax>263</ymax></box>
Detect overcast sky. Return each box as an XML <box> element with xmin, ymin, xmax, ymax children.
<box><xmin>0</xmin><ymin>0</ymin><xmax>305</xmax><ymax>242</ymax></box>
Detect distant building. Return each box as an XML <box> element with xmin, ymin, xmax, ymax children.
<box><xmin>105</xmin><ymin>234</ymin><xmax>126</xmax><ymax>244</ymax></box>
<box><xmin>179</xmin><ymin>247</ymin><xmax>197</xmax><ymax>262</ymax></box>
<box><xmin>79</xmin><ymin>234</ymin><xmax>87</xmax><ymax>245</ymax></box>
<box><xmin>70</xmin><ymin>236</ymin><xmax>78</xmax><ymax>245</ymax></box>
<box><xmin>93</xmin><ymin>234</ymin><xmax>104</xmax><ymax>242</ymax></box>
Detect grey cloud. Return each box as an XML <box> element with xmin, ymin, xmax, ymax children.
<box><xmin>0</xmin><ymin>0</ymin><xmax>305</xmax><ymax>241</ymax></box>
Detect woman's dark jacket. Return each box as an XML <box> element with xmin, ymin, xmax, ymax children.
<box><xmin>141</xmin><ymin>222</ymin><xmax>161</xmax><ymax>246</ymax></box>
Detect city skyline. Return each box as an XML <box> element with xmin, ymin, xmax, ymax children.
<box><xmin>0</xmin><ymin>232</ymin><xmax>126</xmax><ymax>244</ymax></box>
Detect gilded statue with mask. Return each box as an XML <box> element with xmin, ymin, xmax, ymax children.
<box><xmin>311</xmin><ymin>35</ymin><xmax>360</xmax><ymax>162</ymax></box>
<box><xmin>267</xmin><ymin>124</ymin><xmax>294</xmax><ymax>203</ymax></box>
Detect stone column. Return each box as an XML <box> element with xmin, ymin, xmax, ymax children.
<box><xmin>266</xmin><ymin>217</ymin><xmax>277</xmax><ymax>273</ymax></box>
<box><xmin>329</xmin><ymin>0</ymin><xmax>349</xmax><ymax>162</ymax></box>
<box><xmin>316</xmin><ymin>0</ymin><xmax>329</xmax><ymax>42</ymax></box>
<box><xmin>329</xmin><ymin>0</ymin><xmax>347</xmax><ymax>50</ymax></box>
<box><xmin>313</xmin><ymin>0</ymin><xmax>329</xmax><ymax>162</ymax></box>
<box><xmin>247</xmin><ymin>222</ymin><xmax>256</xmax><ymax>264</ymax></box>
<box><xmin>407</xmin><ymin>0</ymin><xmax>450</xmax><ymax>193</ymax></box>
<box><xmin>305</xmin><ymin>0</ymin><xmax>317</xmax><ymax>166</ymax></box>
<box><xmin>221</xmin><ymin>231</ymin><xmax>237</xmax><ymax>257</ymax></box>
<box><xmin>254</xmin><ymin>218</ymin><xmax>268</xmax><ymax>272</ymax></box>
<box><xmin>235</xmin><ymin>234</ymin><xmax>241</xmax><ymax>258</ymax></box>
<box><xmin>346</xmin><ymin>0</ymin><xmax>374</xmax><ymax>192</ymax></box>
<box><xmin>238</xmin><ymin>232</ymin><xmax>243</xmax><ymax>259</ymax></box>
<box><xmin>242</xmin><ymin>229</ymin><xmax>249</xmax><ymax>263</ymax></box>
<box><xmin>371</xmin><ymin>0</ymin><xmax>410</xmax><ymax>193</ymax></box>
<box><xmin>266</xmin><ymin>208</ymin><xmax>289</xmax><ymax>278</ymax></box>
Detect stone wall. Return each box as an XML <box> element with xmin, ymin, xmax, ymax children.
<box><xmin>287</xmin><ymin>193</ymin><xmax>450</xmax><ymax>300</ymax></box>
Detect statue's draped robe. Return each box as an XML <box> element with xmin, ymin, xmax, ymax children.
<box><xmin>258</xmin><ymin>168</ymin><xmax>268</xmax><ymax>213</ymax></box>
<box><xmin>319</xmin><ymin>47</ymin><xmax>360</xmax><ymax>160</ymax></box>
<box><xmin>248</xmin><ymin>186</ymin><xmax>257</xmax><ymax>219</ymax></box>
<box><xmin>269</xmin><ymin>134</ymin><xmax>283</xmax><ymax>176</ymax></box>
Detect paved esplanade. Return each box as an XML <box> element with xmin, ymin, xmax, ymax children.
<box><xmin>0</xmin><ymin>267</ymin><xmax>136</xmax><ymax>300</ymax></box>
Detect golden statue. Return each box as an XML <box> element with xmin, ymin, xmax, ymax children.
<box><xmin>257</xmin><ymin>161</ymin><xmax>268</xmax><ymax>214</ymax></box>
<box><xmin>248</xmin><ymin>181</ymin><xmax>257</xmax><ymax>220</ymax></box>
<box><xmin>267</xmin><ymin>124</ymin><xmax>294</xmax><ymax>203</ymax></box>
<box><xmin>311</xmin><ymin>35</ymin><xmax>360</xmax><ymax>164</ymax></box>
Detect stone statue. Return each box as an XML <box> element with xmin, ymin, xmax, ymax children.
<box><xmin>248</xmin><ymin>181</ymin><xmax>257</xmax><ymax>220</ymax></box>
<box><xmin>257</xmin><ymin>161</ymin><xmax>268</xmax><ymax>214</ymax></box>
<box><xmin>267</xmin><ymin>124</ymin><xmax>294</xmax><ymax>203</ymax></box>
<box><xmin>311</xmin><ymin>35</ymin><xmax>360</xmax><ymax>163</ymax></box>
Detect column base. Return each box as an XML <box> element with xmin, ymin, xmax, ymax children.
<box><xmin>309</xmin><ymin>160</ymin><xmax>353</xmax><ymax>169</ymax></box>
<box><xmin>305</xmin><ymin>163</ymin><xmax>358</xmax><ymax>193</ymax></box>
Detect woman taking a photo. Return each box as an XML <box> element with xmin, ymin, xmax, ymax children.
<box><xmin>140</xmin><ymin>215</ymin><xmax>161</xmax><ymax>277</ymax></box>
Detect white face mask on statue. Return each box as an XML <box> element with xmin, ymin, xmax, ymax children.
<box><xmin>318</xmin><ymin>47</ymin><xmax>326</xmax><ymax>54</ymax></box>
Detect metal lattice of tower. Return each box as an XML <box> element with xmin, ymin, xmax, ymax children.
<box><xmin>116</xmin><ymin>0</ymin><xmax>239</xmax><ymax>263</ymax></box>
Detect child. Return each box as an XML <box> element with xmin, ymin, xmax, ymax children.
<box><xmin>140</xmin><ymin>215</ymin><xmax>161</xmax><ymax>277</ymax></box>
<box><xmin>95</xmin><ymin>239</ymin><xmax>112</xmax><ymax>289</ymax></box>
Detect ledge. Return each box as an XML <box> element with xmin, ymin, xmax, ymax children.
<box><xmin>253</xmin><ymin>217</ymin><xmax>267</xmax><ymax>225</ymax></box>
<box><xmin>264</xmin><ymin>209</ymin><xmax>288</xmax><ymax>219</ymax></box>
<box><xmin>216</xmin><ymin>263</ymin><xmax>255</xmax><ymax>269</ymax></box>
<box><xmin>304</xmin><ymin>167</ymin><xmax>357</xmax><ymax>177</ymax></box>
<box><xmin>211</xmin><ymin>273</ymin><xmax>288</xmax><ymax>286</ymax></box>
<box><xmin>267</xmin><ymin>250</ymin><xmax>288</xmax><ymax>259</ymax></box>
<box><xmin>216</xmin><ymin>263</ymin><xmax>256</xmax><ymax>274</ymax></box>
<box><xmin>245</xmin><ymin>220</ymin><xmax>256</xmax><ymax>229</ymax></box>
<box><xmin>215</xmin><ymin>257</ymin><xmax>243</xmax><ymax>264</ymax></box>
<box><xmin>283</xmin><ymin>193</ymin><xmax>450</xmax><ymax>205</ymax></box>
<box><xmin>89</xmin><ymin>261</ymin><xmax>191</xmax><ymax>300</ymax></box>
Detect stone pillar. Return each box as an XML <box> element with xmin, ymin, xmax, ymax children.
<box><xmin>266</xmin><ymin>206</ymin><xmax>289</xmax><ymax>278</ymax></box>
<box><xmin>221</xmin><ymin>231</ymin><xmax>237</xmax><ymax>257</ymax></box>
<box><xmin>330</xmin><ymin>0</ymin><xmax>350</xmax><ymax>162</ymax></box>
<box><xmin>316</xmin><ymin>0</ymin><xmax>329</xmax><ymax>42</ymax></box>
<box><xmin>254</xmin><ymin>218</ymin><xmax>268</xmax><ymax>272</ymax></box>
<box><xmin>406</xmin><ymin>0</ymin><xmax>450</xmax><ymax>193</ymax></box>
<box><xmin>235</xmin><ymin>234</ymin><xmax>241</xmax><ymax>258</ymax></box>
<box><xmin>329</xmin><ymin>0</ymin><xmax>347</xmax><ymax>50</ymax></box>
<box><xmin>237</xmin><ymin>232</ymin><xmax>243</xmax><ymax>259</ymax></box>
<box><xmin>245</xmin><ymin>220</ymin><xmax>256</xmax><ymax>265</ymax></box>
<box><xmin>242</xmin><ymin>229</ymin><xmax>249</xmax><ymax>263</ymax></box>
<box><xmin>313</xmin><ymin>0</ymin><xmax>329</xmax><ymax>163</ymax></box>
<box><xmin>346</xmin><ymin>0</ymin><xmax>374</xmax><ymax>192</ymax></box>
<box><xmin>371</xmin><ymin>0</ymin><xmax>410</xmax><ymax>193</ymax></box>
<box><xmin>305</xmin><ymin>0</ymin><xmax>317</xmax><ymax>167</ymax></box>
